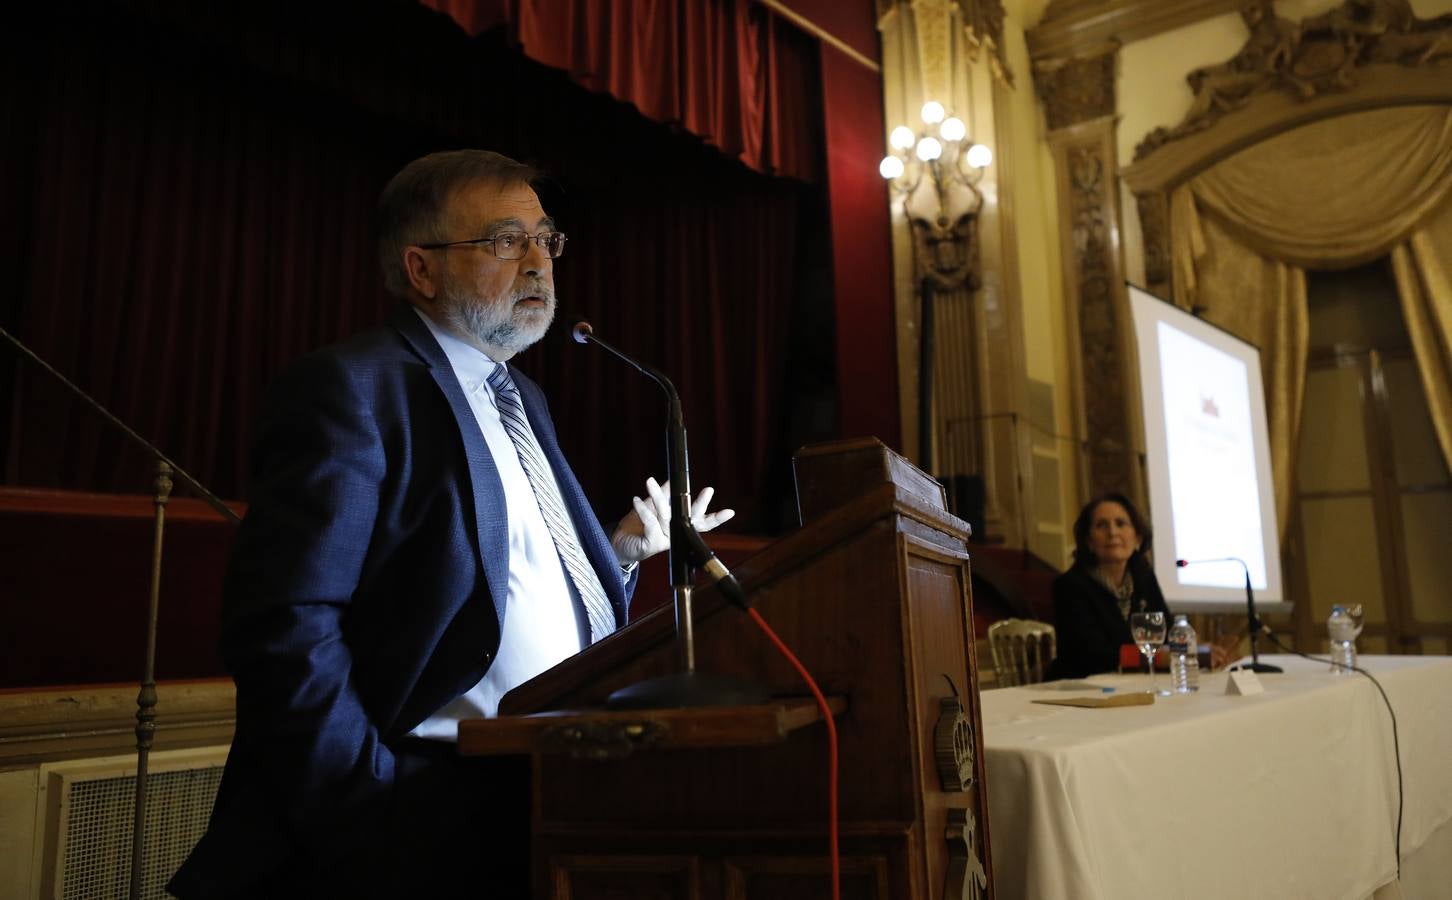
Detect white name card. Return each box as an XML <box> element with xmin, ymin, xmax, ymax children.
<box><xmin>1226</xmin><ymin>669</ymin><xmax>1265</xmax><ymax>696</ymax></box>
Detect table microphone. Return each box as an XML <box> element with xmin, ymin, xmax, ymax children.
<box><xmin>1176</xmin><ymin>557</ymin><xmax>1281</xmax><ymax>673</ymax></box>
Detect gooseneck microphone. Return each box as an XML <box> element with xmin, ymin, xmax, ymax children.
<box><xmin>1176</xmin><ymin>556</ymin><xmax>1282</xmax><ymax>673</ymax></box>
<box><xmin>572</xmin><ymin>317</ymin><xmax>763</xmax><ymax>710</ymax></box>
<box><xmin>571</xmin><ymin>319</ymin><xmax>746</xmax><ymax>610</ymax></box>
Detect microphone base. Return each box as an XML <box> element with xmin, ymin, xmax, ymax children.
<box><xmin>606</xmin><ymin>671</ymin><xmax>771</xmax><ymax>711</ymax></box>
<box><xmin>1239</xmin><ymin>661</ymin><xmax>1283</xmax><ymax>673</ymax></box>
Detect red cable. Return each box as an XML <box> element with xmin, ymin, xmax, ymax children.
<box><xmin>746</xmin><ymin>607</ymin><xmax>839</xmax><ymax>900</ymax></box>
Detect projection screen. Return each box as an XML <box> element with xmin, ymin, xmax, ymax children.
<box><xmin>1128</xmin><ymin>283</ymin><xmax>1287</xmax><ymax>614</ymax></box>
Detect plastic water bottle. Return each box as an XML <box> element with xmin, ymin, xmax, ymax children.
<box><xmin>1327</xmin><ymin>605</ymin><xmax>1357</xmax><ymax>674</ymax></box>
<box><xmin>1168</xmin><ymin>614</ymin><xmax>1200</xmax><ymax>693</ymax></box>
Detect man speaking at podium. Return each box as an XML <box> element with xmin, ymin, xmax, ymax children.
<box><xmin>170</xmin><ymin>150</ymin><xmax>732</xmax><ymax>899</ymax></box>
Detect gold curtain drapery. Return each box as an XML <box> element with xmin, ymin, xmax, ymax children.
<box><xmin>1391</xmin><ymin>203</ymin><xmax>1452</xmax><ymax>470</ymax></box>
<box><xmin>1187</xmin><ymin>107</ymin><xmax>1452</xmax><ymax>269</ymax></box>
<box><xmin>1170</xmin><ymin>105</ymin><xmax>1452</xmax><ymax>533</ymax></box>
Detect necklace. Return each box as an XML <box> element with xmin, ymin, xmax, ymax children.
<box><xmin>1094</xmin><ymin>567</ymin><xmax>1136</xmax><ymax>620</ymax></box>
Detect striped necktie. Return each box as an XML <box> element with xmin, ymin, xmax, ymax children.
<box><xmin>487</xmin><ymin>365</ymin><xmax>617</xmax><ymax>643</ymax></box>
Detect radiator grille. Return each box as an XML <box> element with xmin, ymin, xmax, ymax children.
<box><xmin>60</xmin><ymin>765</ymin><xmax>222</xmax><ymax>900</ymax></box>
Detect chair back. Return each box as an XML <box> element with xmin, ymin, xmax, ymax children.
<box><xmin>987</xmin><ymin>618</ymin><xmax>1057</xmax><ymax>686</ymax></box>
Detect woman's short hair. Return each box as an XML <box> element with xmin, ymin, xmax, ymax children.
<box><xmin>1070</xmin><ymin>492</ymin><xmax>1153</xmax><ymax>567</ymax></box>
<box><xmin>377</xmin><ymin>149</ymin><xmax>539</xmax><ymax>299</ymax></box>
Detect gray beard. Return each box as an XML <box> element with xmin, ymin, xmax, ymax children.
<box><xmin>439</xmin><ymin>281</ymin><xmax>556</xmax><ymax>355</ymax></box>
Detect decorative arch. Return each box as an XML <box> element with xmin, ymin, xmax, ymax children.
<box><xmin>1124</xmin><ymin>70</ymin><xmax>1452</xmax><ymax>296</ymax></box>
<box><xmin>1122</xmin><ymin>0</ymin><xmax>1452</xmax><ymax>297</ymax></box>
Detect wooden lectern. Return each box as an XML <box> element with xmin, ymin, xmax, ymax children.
<box><xmin>460</xmin><ymin>439</ymin><xmax>994</xmax><ymax>899</ymax></box>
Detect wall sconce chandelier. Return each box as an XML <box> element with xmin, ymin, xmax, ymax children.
<box><xmin>879</xmin><ymin>100</ymin><xmax>993</xmax><ymax>476</ymax></box>
<box><xmin>879</xmin><ymin>101</ymin><xmax>993</xmax><ymax>213</ymax></box>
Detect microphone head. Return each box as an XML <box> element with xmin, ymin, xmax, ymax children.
<box><xmin>570</xmin><ymin>317</ymin><xmax>593</xmax><ymax>344</ymax></box>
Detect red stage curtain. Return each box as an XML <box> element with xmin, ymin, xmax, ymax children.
<box><xmin>0</xmin><ymin>1</ymin><xmax>819</xmax><ymax>534</ymax></box>
<box><xmin>820</xmin><ymin>47</ymin><xmax>898</xmax><ymax>448</ymax></box>
<box><xmin>0</xmin><ymin>5</ymin><xmax>400</xmax><ymax>496</ymax></box>
<box><xmin>419</xmin><ymin>0</ymin><xmax>821</xmax><ymax>182</ymax></box>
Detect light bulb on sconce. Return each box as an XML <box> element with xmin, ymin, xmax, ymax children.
<box><xmin>878</xmin><ymin>102</ymin><xmax>992</xmax><ymax>484</ymax></box>
<box><xmin>878</xmin><ymin>100</ymin><xmax>993</xmax><ymax>209</ymax></box>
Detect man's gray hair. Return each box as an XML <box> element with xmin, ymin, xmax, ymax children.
<box><xmin>377</xmin><ymin>149</ymin><xmax>539</xmax><ymax>298</ymax></box>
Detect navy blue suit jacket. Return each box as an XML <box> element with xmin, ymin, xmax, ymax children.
<box><xmin>171</xmin><ymin>306</ymin><xmax>635</xmax><ymax>897</ymax></box>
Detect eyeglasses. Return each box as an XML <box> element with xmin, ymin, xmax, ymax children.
<box><xmin>418</xmin><ymin>231</ymin><xmax>568</xmax><ymax>260</ymax></box>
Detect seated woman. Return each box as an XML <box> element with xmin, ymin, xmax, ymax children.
<box><xmin>1047</xmin><ymin>493</ymin><xmax>1169</xmax><ymax>680</ymax></box>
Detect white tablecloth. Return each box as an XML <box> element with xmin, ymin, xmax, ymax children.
<box><xmin>980</xmin><ymin>655</ymin><xmax>1452</xmax><ymax>900</ymax></box>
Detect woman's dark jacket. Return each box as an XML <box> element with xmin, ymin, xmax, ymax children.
<box><xmin>1047</xmin><ymin>554</ymin><xmax>1170</xmax><ymax>680</ymax></box>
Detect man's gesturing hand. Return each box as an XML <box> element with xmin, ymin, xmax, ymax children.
<box><xmin>610</xmin><ymin>477</ymin><xmax>735</xmax><ymax>566</ymax></box>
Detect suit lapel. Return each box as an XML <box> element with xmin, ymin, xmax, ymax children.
<box><xmin>388</xmin><ymin>306</ymin><xmax>511</xmax><ymax>630</ymax></box>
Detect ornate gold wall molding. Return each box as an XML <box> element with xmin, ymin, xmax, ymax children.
<box><xmin>1028</xmin><ymin>0</ymin><xmax>1244</xmax><ymax>60</ymax></box>
<box><xmin>1030</xmin><ymin>37</ymin><xmax>1142</xmax><ymax>500</ymax></box>
<box><xmin>1135</xmin><ymin>189</ymin><xmax>1172</xmax><ymax>298</ymax></box>
<box><xmin>1132</xmin><ymin>0</ymin><xmax>1452</xmax><ymax>162</ymax></box>
<box><xmin>914</xmin><ymin>0</ymin><xmax>957</xmax><ymax>106</ymax></box>
<box><xmin>1049</xmin><ymin>120</ymin><xmax>1139</xmax><ymax>499</ymax></box>
<box><xmin>961</xmin><ymin>0</ymin><xmax>1014</xmax><ymax>86</ymax></box>
<box><xmin>1033</xmin><ymin>46</ymin><xmax>1117</xmax><ymax>130</ymax></box>
<box><xmin>877</xmin><ymin>0</ymin><xmax>1015</xmax><ymax>86</ymax></box>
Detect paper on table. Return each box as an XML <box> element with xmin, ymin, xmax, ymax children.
<box><xmin>1031</xmin><ymin>692</ymin><xmax>1155</xmax><ymax>708</ymax></box>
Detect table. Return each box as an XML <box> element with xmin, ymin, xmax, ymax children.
<box><xmin>980</xmin><ymin>655</ymin><xmax>1452</xmax><ymax>900</ymax></box>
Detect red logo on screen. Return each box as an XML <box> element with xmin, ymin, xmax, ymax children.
<box><xmin>1201</xmin><ymin>395</ymin><xmax>1220</xmax><ymax>417</ymax></box>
